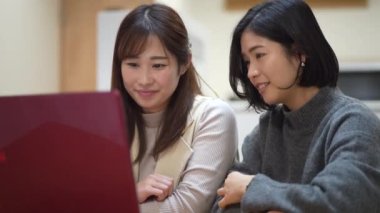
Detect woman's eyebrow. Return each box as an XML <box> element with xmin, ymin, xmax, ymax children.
<box><xmin>248</xmin><ymin>45</ymin><xmax>264</xmax><ymax>53</ymax></box>
<box><xmin>150</xmin><ymin>56</ymin><xmax>168</xmax><ymax>60</ymax></box>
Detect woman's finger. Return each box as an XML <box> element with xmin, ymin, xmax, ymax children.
<box><xmin>217</xmin><ymin>187</ymin><xmax>225</xmax><ymax>196</ymax></box>
<box><xmin>218</xmin><ymin>196</ymin><xmax>227</xmax><ymax>209</ymax></box>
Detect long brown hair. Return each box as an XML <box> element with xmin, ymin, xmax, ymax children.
<box><xmin>111</xmin><ymin>4</ymin><xmax>201</xmax><ymax>162</ymax></box>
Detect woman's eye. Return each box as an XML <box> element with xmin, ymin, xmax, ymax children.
<box><xmin>126</xmin><ymin>62</ymin><xmax>138</xmax><ymax>68</ymax></box>
<box><xmin>256</xmin><ymin>53</ymin><xmax>265</xmax><ymax>59</ymax></box>
<box><xmin>153</xmin><ymin>64</ymin><xmax>167</xmax><ymax>69</ymax></box>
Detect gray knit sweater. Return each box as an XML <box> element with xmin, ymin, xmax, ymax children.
<box><xmin>213</xmin><ymin>87</ymin><xmax>380</xmax><ymax>213</ymax></box>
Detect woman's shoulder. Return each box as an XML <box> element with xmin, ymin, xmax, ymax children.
<box><xmin>329</xmin><ymin>94</ymin><xmax>380</xmax><ymax>128</ymax></box>
<box><xmin>189</xmin><ymin>95</ymin><xmax>236</xmax><ymax>125</ymax></box>
<box><xmin>193</xmin><ymin>95</ymin><xmax>234</xmax><ymax>114</ymax></box>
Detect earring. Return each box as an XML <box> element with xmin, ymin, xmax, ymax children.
<box><xmin>301</xmin><ymin>62</ymin><xmax>305</xmax><ymax>67</ymax></box>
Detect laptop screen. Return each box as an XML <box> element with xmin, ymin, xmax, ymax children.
<box><xmin>0</xmin><ymin>91</ymin><xmax>139</xmax><ymax>213</ymax></box>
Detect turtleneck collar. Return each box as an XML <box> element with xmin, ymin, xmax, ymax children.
<box><xmin>282</xmin><ymin>86</ymin><xmax>338</xmax><ymax>131</ymax></box>
<box><xmin>142</xmin><ymin>110</ymin><xmax>164</xmax><ymax>128</ymax></box>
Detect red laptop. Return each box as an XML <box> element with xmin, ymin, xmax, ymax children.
<box><xmin>0</xmin><ymin>91</ymin><xmax>139</xmax><ymax>213</ymax></box>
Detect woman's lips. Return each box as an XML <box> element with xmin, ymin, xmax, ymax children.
<box><xmin>137</xmin><ymin>90</ymin><xmax>156</xmax><ymax>98</ymax></box>
<box><xmin>256</xmin><ymin>82</ymin><xmax>269</xmax><ymax>94</ymax></box>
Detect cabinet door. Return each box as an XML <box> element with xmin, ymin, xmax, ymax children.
<box><xmin>60</xmin><ymin>0</ymin><xmax>152</xmax><ymax>92</ymax></box>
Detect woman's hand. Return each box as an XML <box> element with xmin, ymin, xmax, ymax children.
<box><xmin>137</xmin><ymin>173</ymin><xmax>174</xmax><ymax>203</ymax></box>
<box><xmin>217</xmin><ymin>171</ymin><xmax>254</xmax><ymax>208</ymax></box>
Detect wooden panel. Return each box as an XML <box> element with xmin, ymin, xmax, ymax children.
<box><xmin>225</xmin><ymin>0</ymin><xmax>368</xmax><ymax>10</ymax></box>
<box><xmin>306</xmin><ymin>0</ymin><xmax>367</xmax><ymax>7</ymax></box>
<box><xmin>60</xmin><ymin>0</ymin><xmax>152</xmax><ymax>92</ymax></box>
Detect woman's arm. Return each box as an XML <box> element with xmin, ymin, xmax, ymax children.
<box><xmin>140</xmin><ymin>99</ymin><xmax>239</xmax><ymax>213</ymax></box>
<box><xmin>240</xmin><ymin>111</ymin><xmax>380</xmax><ymax>213</ymax></box>
<box><xmin>211</xmin><ymin>125</ymin><xmax>263</xmax><ymax>213</ymax></box>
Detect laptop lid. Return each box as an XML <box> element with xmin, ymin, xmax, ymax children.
<box><xmin>0</xmin><ymin>91</ymin><xmax>139</xmax><ymax>213</ymax></box>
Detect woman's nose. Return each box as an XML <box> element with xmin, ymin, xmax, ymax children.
<box><xmin>139</xmin><ymin>69</ymin><xmax>153</xmax><ymax>85</ymax></box>
<box><xmin>247</xmin><ymin>64</ymin><xmax>259</xmax><ymax>79</ymax></box>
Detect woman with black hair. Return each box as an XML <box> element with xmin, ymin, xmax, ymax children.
<box><xmin>213</xmin><ymin>0</ymin><xmax>380</xmax><ymax>212</ymax></box>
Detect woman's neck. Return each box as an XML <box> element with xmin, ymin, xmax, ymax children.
<box><xmin>285</xmin><ymin>86</ymin><xmax>320</xmax><ymax>111</ymax></box>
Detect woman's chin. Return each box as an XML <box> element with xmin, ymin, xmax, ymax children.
<box><xmin>262</xmin><ymin>97</ymin><xmax>275</xmax><ymax>106</ymax></box>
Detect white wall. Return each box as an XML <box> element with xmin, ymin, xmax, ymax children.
<box><xmin>1</xmin><ymin>0</ymin><xmax>379</xmax><ymax>98</ymax></box>
<box><xmin>97</xmin><ymin>10</ymin><xmax>128</xmax><ymax>91</ymax></box>
<box><xmin>157</xmin><ymin>0</ymin><xmax>380</xmax><ymax>100</ymax></box>
<box><xmin>0</xmin><ymin>0</ymin><xmax>60</xmax><ymax>96</ymax></box>
<box><xmin>155</xmin><ymin>0</ymin><xmax>380</xmax><ymax>158</ymax></box>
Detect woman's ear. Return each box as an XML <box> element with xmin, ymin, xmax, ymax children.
<box><xmin>180</xmin><ymin>54</ymin><xmax>192</xmax><ymax>75</ymax></box>
<box><xmin>180</xmin><ymin>65</ymin><xmax>187</xmax><ymax>75</ymax></box>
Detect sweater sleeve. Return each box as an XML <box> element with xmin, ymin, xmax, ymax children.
<box><xmin>241</xmin><ymin>107</ymin><xmax>380</xmax><ymax>213</ymax></box>
<box><xmin>140</xmin><ymin>99</ymin><xmax>238</xmax><ymax>213</ymax></box>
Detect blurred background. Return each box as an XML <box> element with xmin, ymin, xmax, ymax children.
<box><xmin>1</xmin><ymin>0</ymin><xmax>379</xmax><ymax>98</ymax></box>
<box><xmin>1</xmin><ymin>0</ymin><xmax>379</xmax><ymax>153</ymax></box>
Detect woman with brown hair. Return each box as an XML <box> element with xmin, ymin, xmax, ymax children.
<box><xmin>111</xmin><ymin>3</ymin><xmax>238</xmax><ymax>213</ymax></box>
